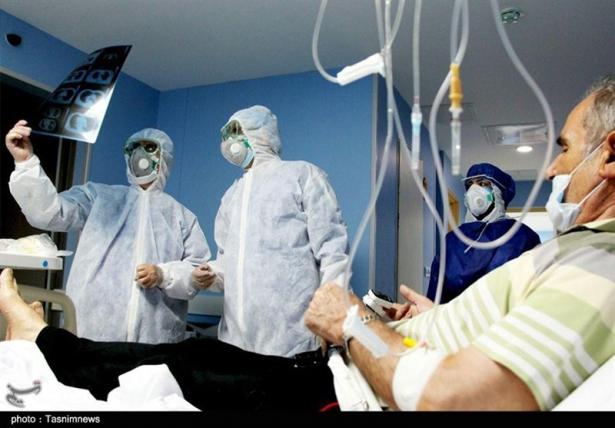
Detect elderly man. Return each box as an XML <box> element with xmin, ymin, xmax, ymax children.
<box><xmin>1</xmin><ymin>77</ymin><xmax>614</xmax><ymax>411</ymax></box>
<box><xmin>306</xmin><ymin>75</ymin><xmax>615</xmax><ymax>410</ymax></box>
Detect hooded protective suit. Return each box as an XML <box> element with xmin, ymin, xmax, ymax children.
<box><xmin>209</xmin><ymin>106</ymin><xmax>349</xmax><ymax>357</ymax></box>
<box><xmin>9</xmin><ymin>129</ymin><xmax>210</xmax><ymax>343</ymax></box>
<box><xmin>426</xmin><ymin>163</ymin><xmax>540</xmax><ymax>303</ymax></box>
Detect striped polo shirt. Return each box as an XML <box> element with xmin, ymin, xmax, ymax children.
<box><xmin>391</xmin><ymin>218</ymin><xmax>615</xmax><ymax>410</ymax></box>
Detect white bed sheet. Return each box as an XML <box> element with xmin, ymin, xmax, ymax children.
<box><xmin>0</xmin><ymin>340</ymin><xmax>199</xmax><ymax>411</ymax></box>
<box><xmin>554</xmin><ymin>355</ymin><xmax>615</xmax><ymax>411</ymax></box>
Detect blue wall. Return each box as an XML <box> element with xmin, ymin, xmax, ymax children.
<box><xmin>0</xmin><ymin>10</ymin><xmax>83</xmax><ymax>89</ymax></box>
<box><xmin>509</xmin><ymin>180</ymin><xmax>550</xmax><ymax>209</ymax></box>
<box><xmin>158</xmin><ymin>71</ymin><xmax>374</xmax><ymax>296</ymax></box>
<box><xmin>1</xmin><ymin>11</ymin><xmax>160</xmax><ymax>286</ymax></box>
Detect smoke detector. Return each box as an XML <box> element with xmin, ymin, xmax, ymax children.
<box><xmin>500</xmin><ymin>7</ymin><xmax>524</xmax><ymax>24</ymax></box>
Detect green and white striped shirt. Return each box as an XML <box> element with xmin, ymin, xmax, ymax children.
<box><xmin>391</xmin><ymin>218</ymin><xmax>615</xmax><ymax>410</ymax></box>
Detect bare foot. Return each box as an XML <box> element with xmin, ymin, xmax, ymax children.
<box><xmin>0</xmin><ymin>269</ymin><xmax>47</xmax><ymax>342</ymax></box>
<box><xmin>30</xmin><ymin>301</ymin><xmax>45</xmax><ymax>319</ymax></box>
<box><xmin>6</xmin><ymin>302</ymin><xmax>44</xmax><ymax>340</ymax></box>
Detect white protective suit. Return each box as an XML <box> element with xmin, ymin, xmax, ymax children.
<box><xmin>9</xmin><ymin>129</ymin><xmax>210</xmax><ymax>343</ymax></box>
<box><xmin>209</xmin><ymin>105</ymin><xmax>349</xmax><ymax>357</ymax></box>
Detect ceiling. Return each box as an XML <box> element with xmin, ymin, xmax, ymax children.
<box><xmin>2</xmin><ymin>0</ymin><xmax>614</xmax><ymax>180</ymax></box>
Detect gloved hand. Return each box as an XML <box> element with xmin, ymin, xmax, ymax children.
<box><xmin>5</xmin><ymin>120</ymin><xmax>34</xmax><ymax>162</ymax></box>
<box><xmin>135</xmin><ymin>264</ymin><xmax>163</xmax><ymax>288</ymax></box>
<box><xmin>191</xmin><ymin>264</ymin><xmax>216</xmax><ymax>289</ymax></box>
<box><xmin>384</xmin><ymin>285</ymin><xmax>434</xmax><ymax>321</ymax></box>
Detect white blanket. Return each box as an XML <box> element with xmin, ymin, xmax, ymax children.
<box><xmin>0</xmin><ymin>340</ymin><xmax>199</xmax><ymax>411</ymax></box>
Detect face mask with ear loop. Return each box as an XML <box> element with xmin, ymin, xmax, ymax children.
<box><xmin>546</xmin><ymin>144</ymin><xmax>607</xmax><ymax>233</ymax></box>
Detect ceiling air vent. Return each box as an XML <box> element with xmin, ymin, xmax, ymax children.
<box><xmin>482</xmin><ymin>122</ymin><xmax>550</xmax><ymax>147</ymax></box>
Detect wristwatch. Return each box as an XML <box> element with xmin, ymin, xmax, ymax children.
<box><xmin>360</xmin><ymin>313</ymin><xmax>378</xmax><ymax>325</ymax></box>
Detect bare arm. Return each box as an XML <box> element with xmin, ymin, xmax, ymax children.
<box><xmin>345</xmin><ymin>319</ymin><xmax>407</xmax><ymax>408</ymax></box>
<box><xmin>304</xmin><ymin>283</ymin><xmax>408</xmax><ymax>407</ymax></box>
<box><xmin>305</xmin><ymin>283</ymin><xmax>538</xmax><ymax>410</ymax></box>
<box><xmin>417</xmin><ymin>346</ymin><xmax>538</xmax><ymax>410</ymax></box>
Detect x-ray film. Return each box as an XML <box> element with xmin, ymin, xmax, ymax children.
<box><xmin>31</xmin><ymin>45</ymin><xmax>132</xmax><ymax>144</ymax></box>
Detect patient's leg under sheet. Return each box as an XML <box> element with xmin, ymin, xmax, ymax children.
<box><xmin>35</xmin><ymin>327</ymin><xmax>336</xmax><ymax>411</ymax></box>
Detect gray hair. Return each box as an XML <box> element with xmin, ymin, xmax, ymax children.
<box><xmin>583</xmin><ymin>75</ymin><xmax>615</xmax><ymax>153</ymax></box>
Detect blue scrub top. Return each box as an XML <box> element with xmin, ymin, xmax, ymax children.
<box><xmin>427</xmin><ymin>218</ymin><xmax>541</xmax><ymax>303</ymax></box>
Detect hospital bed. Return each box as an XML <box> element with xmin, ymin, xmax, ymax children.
<box><xmin>553</xmin><ymin>354</ymin><xmax>615</xmax><ymax>411</ymax></box>
<box><xmin>330</xmin><ymin>348</ymin><xmax>615</xmax><ymax>411</ymax></box>
<box><xmin>1</xmin><ymin>280</ymin><xmax>611</xmax><ymax>410</ymax></box>
<box><xmin>0</xmin><ymin>251</ymin><xmax>76</xmax><ymax>338</ymax></box>
<box><xmin>0</xmin><ymin>274</ymin><xmax>220</xmax><ymax>341</ymax></box>
<box><xmin>0</xmin><ymin>284</ymin><xmax>77</xmax><ymax>340</ymax></box>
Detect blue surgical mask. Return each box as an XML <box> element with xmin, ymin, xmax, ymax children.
<box><xmin>546</xmin><ymin>145</ymin><xmax>606</xmax><ymax>233</ymax></box>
